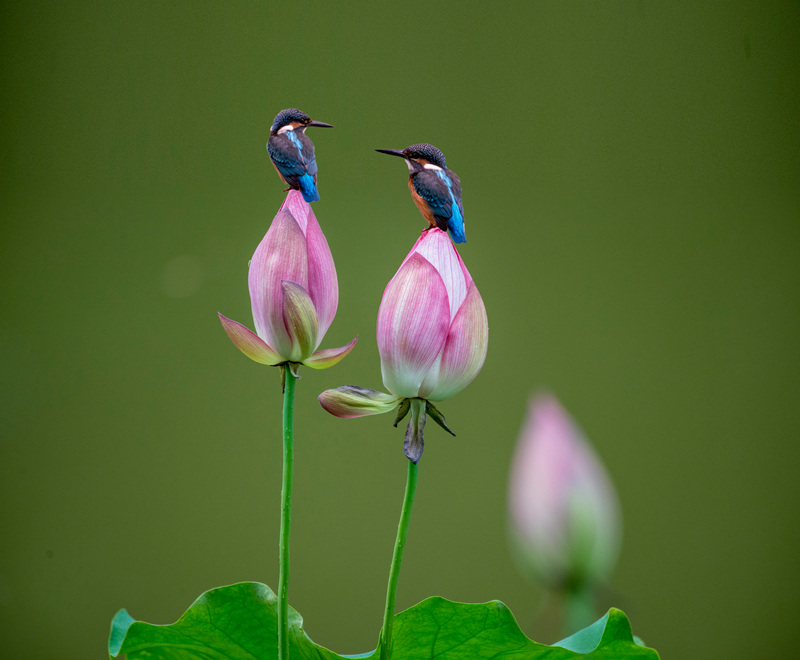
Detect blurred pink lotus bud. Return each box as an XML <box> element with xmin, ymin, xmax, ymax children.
<box><xmin>509</xmin><ymin>395</ymin><xmax>621</xmax><ymax>589</ymax></box>
<box><xmin>377</xmin><ymin>228</ymin><xmax>488</xmax><ymax>401</ymax></box>
<box><xmin>219</xmin><ymin>190</ymin><xmax>357</xmax><ymax>370</ymax></box>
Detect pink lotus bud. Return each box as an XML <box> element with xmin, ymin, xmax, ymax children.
<box><xmin>508</xmin><ymin>395</ymin><xmax>621</xmax><ymax>589</ymax></box>
<box><xmin>219</xmin><ymin>190</ymin><xmax>357</xmax><ymax>369</ymax></box>
<box><xmin>376</xmin><ymin>228</ymin><xmax>488</xmax><ymax>401</ymax></box>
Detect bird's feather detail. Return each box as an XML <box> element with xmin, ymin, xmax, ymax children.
<box><xmin>410</xmin><ymin>169</ymin><xmax>465</xmax><ymax>243</ymax></box>
<box><xmin>267</xmin><ymin>130</ymin><xmax>319</xmax><ymax>203</ymax></box>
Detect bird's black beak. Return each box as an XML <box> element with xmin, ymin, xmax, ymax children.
<box><xmin>306</xmin><ymin>120</ymin><xmax>333</xmax><ymax>128</ymax></box>
<box><xmin>375</xmin><ymin>149</ymin><xmax>408</xmax><ymax>159</ymax></box>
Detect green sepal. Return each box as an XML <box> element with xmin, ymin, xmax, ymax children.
<box><xmin>404</xmin><ymin>399</ymin><xmax>427</xmax><ymax>464</ymax></box>
<box><xmin>393</xmin><ymin>398</ymin><xmax>411</xmax><ymax>427</ymax></box>
<box><xmin>277</xmin><ymin>363</ymin><xmax>301</xmax><ymax>392</ymax></box>
<box><xmin>426</xmin><ymin>400</ymin><xmax>456</xmax><ymax>437</ymax></box>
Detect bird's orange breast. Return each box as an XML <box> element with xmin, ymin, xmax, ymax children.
<box><xmin>408</xmin><ymin>177</ymin><xmax>437</xmax><ymax>228</ymax></box>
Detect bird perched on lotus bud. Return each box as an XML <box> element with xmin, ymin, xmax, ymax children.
<box><xmin>376</xmin><ymin>143</ymin><xmax>466</xmax><ymax>244</ymax></box>
<box><xmin>267</xmin><ymin>108</ymin><xmax>332</xmax><ymax>203</ymax></box>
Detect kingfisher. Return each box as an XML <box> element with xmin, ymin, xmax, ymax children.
<box><xmin>267</xmin><ymin>108</ymin><xmax>332</xmax><ymax>203</ymax></box>
<box><xmin>376</xmin><ymin>143</ymin><xmax>465</xmax><ymax>243</ymax></box>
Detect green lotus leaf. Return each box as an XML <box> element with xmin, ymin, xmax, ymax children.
<box><xmin>109</xmin><ymin>582</ymin><xmax>659</xmax><ymax>659</ymax></box>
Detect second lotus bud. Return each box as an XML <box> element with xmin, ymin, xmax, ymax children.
<box><xmin>377</xmin><ymin>228</ymin><xmax>488</xmax><ymax>401</ymax></box>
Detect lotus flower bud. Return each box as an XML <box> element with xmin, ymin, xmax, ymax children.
<box><xmin>509</xmin><ymin>395</ymin><xmax>622</xmax><ymax>590</ymax></box>
<box><xmin>377</xmin><ymin>228</ymin><xmax>488</xmax><ymax>401</ymax></box>
<box><xmin>318</xmin><ymin>228</ymin><xmax>487</xmax><ymax>463</ymax></box>
<box><xmin>219</xmin><ymin>190</ymin><xmax>356</xmax><ymax>369</ymax></box>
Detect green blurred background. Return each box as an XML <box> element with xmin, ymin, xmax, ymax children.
<box><xmin>2</xmin><ymin>2</ymin><xmax>798</xmax><ymax>658</ymax></box>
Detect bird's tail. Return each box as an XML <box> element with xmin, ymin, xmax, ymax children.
<box><xmin>298</xmin><ymin>173</ymin><xmax>320</xmax><ymax>203</ymax></box>
<box><xmin>448</xmin><ymin>204</ymin><xmax>466</xmax><ymax>243</ymax></box>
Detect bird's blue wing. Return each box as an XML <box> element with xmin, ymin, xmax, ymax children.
<box><xmin>295</xmin><ymin>131</ymin><xmax>318</xmax><ymax>176</ymax></box>
<box><xmin>412</xmin><ymin>171</ymin><xmax>453</xmax><ymax>232</ymax></box>
<box><xmin>267</xmin><ymin>132</ymin><xmax>321</xmax><ymax>201</ymax></box>
<box><xmin>268</xmin><ymin>130</ymin><xmax>319</xmax><ymax>172</ymax></box>
<box><xmin>267</xmin><ymin>135</ymin><xmax>305</xmax><ymax>185</ymax></box>
<box><xmin>444</xmin><ymin>170</ymin><xmax>466</xmax><ymax>243</ymax></box>
<box><xmin>447</xmin><ymin>170</ymin><xmax>463</xmax><ymax>202</ymax></box>
<box><xmin>412</xmin><ymin>170</ymin><xmax>465</xmax><ymax>243</ymax></box>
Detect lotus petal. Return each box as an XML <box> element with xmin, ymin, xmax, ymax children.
<box><xmin>218</xmin><ymin>313</ymin><xmax>283</xmax><ymax>365</ymax></box>
<box><xmin>377</xmin><ymin>254</ymin><xmax>450</xmax><ymax>398</ymax></box>
<box><xmin>280</xmin><ymin>281</ymin><xmax>319</xmax><ymax>362</ymax></box>
<box><xmin>303</xmin><ymin>336</ymin><xmax>359</xmax><ymax>370</ymax></box>
<box><xmin>249</xmin><ymin>210</ymin><xmax>308</xmax><ymax>357</ymax></box>
<box><xmin>318</xmin><ymin>385</ymin><xmax>400</xmax><ymax>418</ymax></box>
<box><xmin>422</xmin><ymin>282</ymin><xmax>488</xmax><ymax>401</ymax></box>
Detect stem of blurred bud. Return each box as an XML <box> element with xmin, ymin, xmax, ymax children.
<box><xmin>564</xmin><ymin>583</ymin><xmax>595</xmax><ymax>637</ymax></box>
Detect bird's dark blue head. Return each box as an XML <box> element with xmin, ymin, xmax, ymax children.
<box><xmin>375</xmin><ymin>143</ymin><xmax>448</xmax><ymax>170</ymax></box>
<box><xmin>403</xmin><ymin>143</ymin><xmax>447</xmax><ymax>168</ymax></box>
<box><xmin>270</xmin><ymin>108</ymin><xmax>333</xmax><ymax>135</ymax></box>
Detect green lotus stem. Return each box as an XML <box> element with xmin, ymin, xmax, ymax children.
<box><xmin>379</xmin><ymin>460</ymin><xmax>419</xmax><ymax>660</ymax></box>
<box><xmin>564</xmin><ymin>583</ymin><xmax>595</xmax><ymax>637</ymax></box>
<box><xmin>278</xmin><ymin>367</ymin><xmax>296</xmax><ymax>660</ymax></box>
